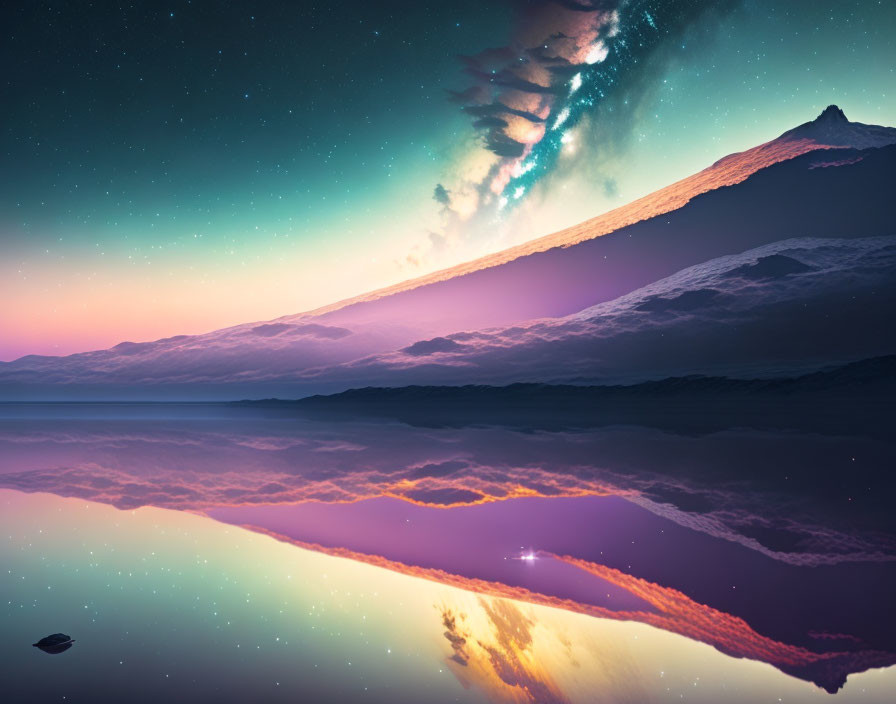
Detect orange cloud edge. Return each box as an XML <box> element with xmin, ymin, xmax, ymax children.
<box><xmin>233</xmin><ymin>521</ymin><xmax>895</xmax><ymax>694</ymax></box>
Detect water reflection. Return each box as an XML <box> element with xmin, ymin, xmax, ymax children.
<box><xmin>2</xmin><ymin>490</ymin><xmax>895</xmax><ymax>703</ymax></box>
<box><xmin>0</xmin><ymin>404</ymin><xmax>894</xmax><ymax>698</ymax></box>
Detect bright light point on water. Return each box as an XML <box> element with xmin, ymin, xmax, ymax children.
<box><xmin>585</xmin><ymin>41</ymin><xmax>609</xmax><ymax>65</ymax></box>
<box><xmin>513</xmin><ymin>186</ymin><xmax>525</xmax><ymax>200</ymax></box>
<box><xmin>569</xmin><ymin>73</ymin><xmax>582</xmax><ymax>94</ymax></box>
<box><xmin>560</xmin><ymin>132</ymin><xmax>573</xmax><ymax>144</ymax></box>
<box><xmin>552</xmin><ymin>107</ymin><xmax>570</xmax><ymax>130</ymax></box>
<box><xmin>498</xmin><ymin>196</ymin><xmax>508</xmax><ymax>210</ymax></box>
<box><xmin>522</xmin><ymin>553</ymin><xmax>536</xmax><ymax>561</ymax></box>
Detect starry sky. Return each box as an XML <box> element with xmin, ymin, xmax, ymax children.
<box><xmin>2</xmin><ymin>0</ymin><xmax>894</xmax><ymax>360</ymax></box>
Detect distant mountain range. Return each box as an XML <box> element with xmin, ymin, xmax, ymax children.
<box><xmin>237</xmin><ymin>354</ymin><xmax>895</xmax><ymax>438</ymax></box>
<box><xmin>3</xmin><ymin>106</ymin><xmax>894</xmax><ymax>400</ymax></box>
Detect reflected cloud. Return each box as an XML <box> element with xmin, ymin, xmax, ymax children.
<box><xmin>1</xmin><ymin>417</ymin><xmax>893</xmax><ymax>566</ymax></box>
<box><xmin>221</xmin><ymin>518</ymin><xmax>896</xmax><ymax>695</ymax></box>
<box><xmin>2</xmin><ymin>410</ymin><xmax>895</xmax><ymax>693</ymax></box>
<box><xmin>440</xmin><ymin>601</ymin><xmax>567</xmax><ymax>704</ymax></box>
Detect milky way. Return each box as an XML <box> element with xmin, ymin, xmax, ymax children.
<box><xmin>441</xmin><ymin>0</ymin><xmax>737</xmax><ymax>218</ymax></box>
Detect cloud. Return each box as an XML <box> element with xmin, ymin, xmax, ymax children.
<box><xmin>471</xmin><ymin>115</ymin><xmax>510</xmax><ymax>130</ymax></box>
<box><xmin>3</xmin><ymin>399</ymin><xmax>894</xmax><ymax>568</ymax></box>
<box><xmin>440</xmin><ymin>608</ymin><xmax>471</xmax><ymax>666</ymax></box>
<box><xmin>463</xmin><ymin>102</ymin><xmax>547</xmax><ymax>124</ymax></box>
<box><xmin>401</xmin><ymin>486</ymin><xmax>485</xmax><ymax>505</ymax></box>
<box><xmin>419</xmin><ymin>0</ymin><xmax>740</xmax><ymax>267</ymax></box>
<box><xmin>634</xmin><ymin>287</ymin><xmax>723</xmax><ymax>312</ymax></box>
<box><xmin>433</xmin><ymin>183</ymin><xmax>451</xmax><ymax>207</ymax></box>
<box><xmin>243</xmin><ymin>532</ymin><xmax>896</xmax><ymax>696</ymax></box>
<box><xmin>248</xmin><ymin>323</ymin><xmax>351</xmax><ymax>339</ymax></box>
<box><xmin>602</xmin><ymin>177</ymin><xmax>618</xmax><ymax>197</ymax></box>
<box><xmin>483</xmin><ymin>131</ymin><xmax>528</xmax><ymax>158</ymax></box>
<box><xmin>402</xmin><ymin>336</ymin><xmax>466</xmax><ymax>356</ymax></box>
<box><xmin>408</xmin><ymin>459</ymin><xmax>469</xmax><ymax>479</ymax></box>
<box><xmin>251</xmin><ymin>323</ymin><xmax>295</xmax><ymax>337</ymax></box>
<box><xmin>320</xmin><ymin>236</ymin><xmax>896</xmax><ymax>391</ymax></box>
<box><xmin>474</xmin><ymin>601</ymin><xmax>567</xmax><ymax>703</ymax></box>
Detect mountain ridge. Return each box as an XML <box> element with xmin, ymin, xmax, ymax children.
<box><xmin>290</xmin><ymin>105</ymin><xmax>896</xmax><ymax>319</ymax></box>
<box><xmin>232</xmin><ymin>355</ymin><xmax>896</xmax><ymax>438</ymax></box>
<box><xmin>7</xmin><ymin>107</ymin><xmax>895</xmax><ymax>367</ymax></box>
<box><xmin>2</xmin><ymin>109</ymin><xmax>894</xmax><ymax>400</ymax></box>
<box><xmin>288</xmin><ymin>353</ymin><xmax>896</xmax><ymax>403</ymax></box>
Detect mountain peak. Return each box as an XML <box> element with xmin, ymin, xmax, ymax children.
<box><xmin>816</xmin><ymin>104</ymin><xmax>848</xmax><ymax>123</ymax></box>
<box><xmin>777</xmin><ymin>104</ymin><xmax>896</xmax><ymax>148</ymax></box>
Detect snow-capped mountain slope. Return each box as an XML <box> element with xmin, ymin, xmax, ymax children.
<box><xmin>778</xmin><ymin>104</ymin><xmax>896</xmax><ymax>148</ymax></box>
<box><xmin>304</xmin><ymin>106</ymin><xmax>896</xmax><ymax>315</ymax></box>
<box><xmin>317</xmin><ymin>236</ymin><xmax>896</xmax><ymax>388</ymax></box>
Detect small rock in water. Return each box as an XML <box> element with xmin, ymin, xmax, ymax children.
<box><xmin>32</xmin><ymin>633</ymin><xmax>75</xmax><ymax>654</ymax></box>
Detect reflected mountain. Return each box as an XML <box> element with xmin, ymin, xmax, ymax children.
<box><xmin>207</xmin><ymin>495</ymin><xmax>896</xmax><ymax>693</ymax></box>
<box><xmin>10</xmin><ymin>488</ymin><xmax>893</xmax><ymax>703</ymax></box>
<box><xmin>1</xmin><ymin>399</ymin><xmax>894</xmax><ymax>692</ymax></box>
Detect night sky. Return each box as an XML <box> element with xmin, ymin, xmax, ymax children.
<box><xmin>2</xmin><ymin>0</ymin><xmax>894</xmax><ymax>359</ymax></box>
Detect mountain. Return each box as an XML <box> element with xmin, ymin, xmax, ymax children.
<box><xmin>779</xmin><ymin>104</ymin><xmax>896</xmax><ymax>148</ymax></box>
<box><xmin>2</xmin><ymin>108</ymin><xmax>895</xmax><ymax>400</ymax></box>
<box><xmin>307</xmin><ymin>105</ymin><xmax>896</xmax><ymax>313</ymax></box>
<box><xmin>240</xmin><ymin>355</ymin><xmax>896</xmax><ymax>438</ymax></box>
<box><xmin>285</xmin><ymin>235</ymin><xmax>896</xmax><ymax>390</ymax></box>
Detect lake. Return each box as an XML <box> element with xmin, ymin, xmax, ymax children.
<box><xmin>1</xmin><ymin>403</ymin><xmax>894</xmax><ymax>702</ymax></box>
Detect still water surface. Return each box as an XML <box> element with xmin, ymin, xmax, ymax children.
<box><xmin>1</xmin><ymin>404</ymin><xmax>894</xmax><ymax>702</ymax></box>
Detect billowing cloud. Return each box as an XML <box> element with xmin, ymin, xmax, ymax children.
<box><xmin>301</xmin><ymin>236</ymin><xmax>896</xmax><ymax>404</ymax></box>
<box><xmin>423</xmin><ymin>0</ymin><xmax>740</xmax><ymax>265</ymax></box>
<box><xmin>2</xmin><ymin>406</ymin><xmax>894</xmax><ymax>567</ymax></box>
<box><xmin>433</xmin><ymin>183</ymin><xmax>451</xmax><ymax>207</ymax></box>
<box><xmin>402</xmin><ymin>336</ymin><xmax>466</xmax><ymax>356</ymax></box>
<box><xmin>219</xmin><ymin>526</ymin><xmax>896</xmax><ymax>695</ymax></box>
